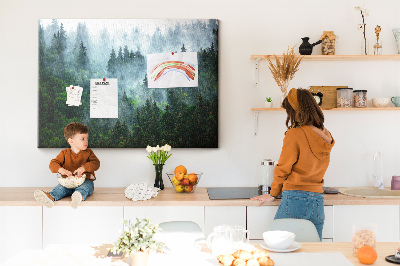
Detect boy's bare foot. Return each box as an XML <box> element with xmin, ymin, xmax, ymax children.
<box><xmin>34</xmin><ymin>190</ymin><xmax>54</xmax><ymax>208</ymax></box>
<box><xmin>71</xmin><ymin>191</ymin><xmax>83</xmax><ymax>209</ymax></box>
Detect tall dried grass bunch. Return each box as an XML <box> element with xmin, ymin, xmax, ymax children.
<box><xmin>267</xmin><ymin>46</ymin><xmax>304</xmax><ymax>96</ymax></box>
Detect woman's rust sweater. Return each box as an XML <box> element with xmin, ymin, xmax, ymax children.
<box><xmin>270</xmin><ymin>125</ymin><xmax>335</xmax><ymax>197</ymax></box>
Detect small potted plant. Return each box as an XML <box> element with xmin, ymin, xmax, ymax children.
<box><xmin>265</xmin><ymin>97</ymin><xmax>273</xmax><ymax>108</ymax></box>
<box><xmin>110</xmin><ymin>218</ymin><xmax>164</xmax><ymax>266</ymax></box>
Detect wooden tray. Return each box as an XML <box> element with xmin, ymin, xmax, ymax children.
<box><xmin>308</xmin><ymin>86</ymin><xmax>348</xmax><ymax>108</ymax></box>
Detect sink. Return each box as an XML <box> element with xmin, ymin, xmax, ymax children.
<box><xmin>339</xmin><ymin>187</ymin><xmax>400</xmax><ymax>198</ymax></box>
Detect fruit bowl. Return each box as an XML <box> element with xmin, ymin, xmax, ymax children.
<box><xmin>166</xmin><ymin>172</ymin><xmax>202</xmax><ymax>193</ymax></box>
<box><xmin>57</xmin><ymin>173</ymin><xmax>86</xmax><ymax>189</ymax></box>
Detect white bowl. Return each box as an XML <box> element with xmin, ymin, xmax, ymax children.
<box><xmin>57</xmin><ymin>173</ymin><xmax>86</xmax><ymax>189</ymax></box>
<box><xmin>263</xmin><ymin>230</ymin><xmax>295</xmax><ymax>250</ymax></box>
<box><xmin>372</xmin><ymin>98</ymin><xmax>390</xmax><ymax>107</ymax></box>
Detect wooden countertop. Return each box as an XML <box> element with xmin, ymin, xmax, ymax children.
<box><xmin>1</xmin><ymin>187</ymin><xmax>399</xmax><ymax>206</ymax></box>
<box><xmin>4</xmin><ymin>242</ymin><xmax>398</xmax><ymax>265</ymax></box>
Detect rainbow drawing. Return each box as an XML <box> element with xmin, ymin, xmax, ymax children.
<box><xmin>150</xmin><ymin>61</ymin><xmax>196</xmax><ymax>82</ymax></box>
<box><xmin>147</xmin><ymin>52</ymin><xmax>198</xmax><ymax>88</ymax></box>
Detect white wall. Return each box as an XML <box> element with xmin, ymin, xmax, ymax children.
<box><xmin>1</xmin><ymin>0</ymin><xmax>400</xmax><ymax>188</ymax></box>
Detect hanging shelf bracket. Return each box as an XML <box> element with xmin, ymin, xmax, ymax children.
<box><xmin>254</xmin><ymin>58</ymin><xmax>261</xmax><ymax>86</ymax></box>
<box><xmin>253</xmin><ymin>111</ymin><xmax>259</xmax><ymax>136</ymax></box>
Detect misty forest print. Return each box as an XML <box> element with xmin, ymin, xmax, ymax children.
<box><xmin>38</xmin><ymin>19</ymin><xmax>218</xmax><ymax>148</ymax></box>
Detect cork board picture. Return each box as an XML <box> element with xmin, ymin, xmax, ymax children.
<box><xmin>38</xmin><ymin>19</ymin><xmax>218</xmax><ymax>148</ymax></box>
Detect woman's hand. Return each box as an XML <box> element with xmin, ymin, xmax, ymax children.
<box><xmin>250</xmin><ymin>194</ymin><xmax>275</xmax><ymax>207</ymax></box>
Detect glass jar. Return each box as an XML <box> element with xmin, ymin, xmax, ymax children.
<box><xmin>257</xmin><ymin>159</ymin><xmax>276</xmax><ymax>195</ymax></box>
<box><xmin>354</xmin><ymin>90</ymin><xmax>367</xmax><ymax>108</ymax></box>
<box><xmin>337</xmin><ymin>88</ymin><xmax>353</xmax><ymax>108</ymax></box>
<box><xmin>352</xmin><ymin>223</ymin><xmax>377</xmax><ymax>256</ymax></box>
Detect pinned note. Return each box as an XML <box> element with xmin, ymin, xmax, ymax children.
<box><xmin>66</xmin><ymin>85</ymin><xmax>83</xmax><ymax>106</ymax></box>
<box><xmin>90</xmin><ymin>78</ymin><xmax>118</xmax><ymax>118</ymax></box>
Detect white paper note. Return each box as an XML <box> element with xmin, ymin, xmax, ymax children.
<box><xmin>147</xmin><ymin>52</ymin><xmax>198</xmax><ymax>88</ymax></box>
<box><xmin>90</xmin><ymin>79</ymin><xmax>118</xmax><ymax>118</ymax></box>
<box><xmin>66</xmin><ymin>85</ymin><xmax>83</xmax><ymax>106</ymax></box>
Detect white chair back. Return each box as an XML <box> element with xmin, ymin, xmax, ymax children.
<box><xmin>267</xmin><ymin>218</ymin><xmax>320</xmax><ymax>242</ymax></box>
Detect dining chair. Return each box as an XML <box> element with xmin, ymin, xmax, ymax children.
<box><xmin>157</xmin><ymin>221</ymin><xmax>206</xmax><ymax>243</ymax></box>
<box><xmin>267</xmin><ymin>218</ymin><xmax>321</xmax><ymax>242</ymax></box>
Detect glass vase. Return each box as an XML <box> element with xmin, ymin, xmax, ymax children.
<box><xmin>361</xmin><ymin>37</ymin><xmax>369</xmax><ymax>55</ymax></box>
<box><xmin>280</xmin><ymin>88</ymin><xmax>288</xmax><ymax>107</ymax></box>
<box><xmin>393</xmin><ymin>28</ymin><xmax>400</xmax><ymax>54</ymax></box>
<box><xmin>154</xmin><ymin>164</ymin><xmax>164</xmax><ymax>190</ymax></box>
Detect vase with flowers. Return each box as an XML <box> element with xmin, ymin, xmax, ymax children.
<box><xmin>266</xmin><ymin>46</ymin><xmax>303</xmax><ymax>106</ymax></box>
<box><xmin>110</xmin><ymin>219</ymin><xmax>164</xmax><ymax>266</ymax></box>
<box><xmin>146</xmin><ymin>144</ymin><xmax>172</xmax><ymax>190</ymax></box>
<box><xmin>355</xmin><ymin>5</ymin><xmax>370</xmax><ymax>55</ymax></box>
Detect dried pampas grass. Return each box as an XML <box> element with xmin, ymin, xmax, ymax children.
<box><xmin>267</xmin><ymin>46</ymin><xmax>303</xmax><ymax>95</ymax></box>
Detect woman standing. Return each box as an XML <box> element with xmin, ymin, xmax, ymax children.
<box><xmin>251</xmin><ymin>88</ymin><xmax>335</xmax><ymax>240</ymax></box>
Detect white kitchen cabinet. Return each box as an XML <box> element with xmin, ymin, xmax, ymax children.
<box><xmin>247</xmin><ymin>206</ymin><xmax>279</xmax><ymax>240</ymax></box>
<box><xmin>43</xmin><ymin>206</ymin><xmax>123</xmax><ymax>247</ymax></box>
<box><xmin>204</xmin><ymin>206</ymin><xmax>246</xmax><ymax>236</ymax></box>
<box><xmin>333</xmin><ymin>205</ymin><xmax>399</xmax><ymax>242</ymax></box>
<box><xmin>247</xmin><ymin>206</ymin><xmax>333</xmax><ymax>240</ymax></box>
<box><xmin>0</xmin><ymin>206</ymin><xmax>42</xmax><ymax>264</ymax></box>
<box><xmin>124</xmin><ymin>206</ymin><xmax>205</xmax><ymax>232</ymax></box>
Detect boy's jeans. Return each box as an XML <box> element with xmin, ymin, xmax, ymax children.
<box><xmin>50</xmin><ymin>180</ymin><xmax>94</xmax><ymax>201</ymax></box>
<box><xmin>274</xmin><ymin>190</ymin><xmax>324</xmax><ymax>240</ymax></box>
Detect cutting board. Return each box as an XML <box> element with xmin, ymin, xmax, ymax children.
<box><xmin>309</xmin><ymin>86</ymin><xmax>348</xmax><ymax>108</ymax></box>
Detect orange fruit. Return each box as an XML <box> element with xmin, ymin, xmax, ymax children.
<box><xmin>357</xmin><ymin>246</ymin><xmax>377</xmax><ymax>264</ymax></box>
<box><xmin>174</xmin><ymin>165</ymin><xmax>187</xmax><ymax>175</ymax></box>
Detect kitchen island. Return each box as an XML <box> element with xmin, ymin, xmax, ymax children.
<box><xmin>1</xmin><ymin>187</ymin><xmax>399</xmax><ymax>263</ymax></box>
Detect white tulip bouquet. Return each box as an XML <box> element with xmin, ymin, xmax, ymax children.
<box><xmin>146</xmin><ymin>144</ymin><xmax>172</xmax><ymax>165</ymax></box>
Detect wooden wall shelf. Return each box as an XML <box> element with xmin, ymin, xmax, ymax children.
<box><xmin>250</xmin><ymin>55</ymin><xmax>400</xmax><ymax>61</ymax></box>
<box><xmin>251</xmin><ymin>107</ymin><xmax>400</xmax><ymax>135</ymax></box>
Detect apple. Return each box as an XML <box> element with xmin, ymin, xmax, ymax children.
<box><xmin>188</xmin><ymin>173</ymin><xmax>198</xmax><ymax>183</ymax></box>
<box><xmin>184</xmin><ymin>185</ymin><xmax>194</xmax><ymax>192</ymax></box>
<box><xmin>175</xmin><ymin>185</ymin><xmax>185</xmax><ymax>193</ymax></box>
<box><xmin>171</xmin><ymin>176</ymin><xmax>181</xmax><ymax>186</ymax></box>
<box><xmin>175</xmin><ymin>172</ymin><xmax>184</xmax><ymax>181</ymax></box>
<box><xmin>181</xmin><ymin>178</ymin><xmax>190</xmax><ymax>186</ymax></box>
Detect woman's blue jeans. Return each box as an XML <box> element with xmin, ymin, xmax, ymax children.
<box><xmin>274</xmin><ymin>190</ymin><xmax>324</xmax><ymax>240</ymax></box>
<box><xmin>50</xmin><ymin>180</ymin><xmax>94</xmax><ymax>201</ymax></box>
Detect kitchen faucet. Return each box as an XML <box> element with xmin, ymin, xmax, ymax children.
<box><xmin>372</xmin><ymin>150</ymin><xmax>384</xmax><ymax>189</ymax></box>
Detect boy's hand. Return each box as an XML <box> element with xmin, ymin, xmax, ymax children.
<box><xmin>73</xmin><ymin>166</ymin><xmax>85</xmax><ymax>178</ymax></box>
<box><xmin>250</xmin><ymin>194</ymin><xmax>275</xmax><ymax>207</ymax></box>
<box><xmin>58</xmin><ymin>168</ymin><xmax>72</xmax><ymax>177</ymax></box>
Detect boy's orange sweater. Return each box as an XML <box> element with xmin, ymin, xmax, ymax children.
<box><xmin>49</xmin><ymin>148</ymin><xmax>100</xmax><ymax>180</ymax></box>
<box><xmin>270</xmin><ymin>125</ymin><xmax>335</xmax><ymax>197</ymax></box>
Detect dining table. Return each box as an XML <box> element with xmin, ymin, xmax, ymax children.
<box><xmin>2</xmin><ymin>242</ymin><xmax>399</xmax><ymax>266</ymax></box>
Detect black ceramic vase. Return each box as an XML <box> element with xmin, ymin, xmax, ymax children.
<box><xmin>299</xmin><ymin>37</ymin><xmax>322</xmax><ymax>55</ymax></box>
<box><xmin>154</xmin><ymin>164</ymin><xmax>164</xmax><ymax>190</ymax></box>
